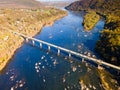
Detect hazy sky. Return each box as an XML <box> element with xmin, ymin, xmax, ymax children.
<box><xmin>36</xmin><ymin>0</ymin><xmax>72</xmax><ymax>1</ymax></box>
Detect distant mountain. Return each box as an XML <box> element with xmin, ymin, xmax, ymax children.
<box><xmin>40</xmin><ymin>0</ymin><xmax>77</xmax><ymax>8</ymax></box>
<box><xmin>0</xmin><ymin>0</ymin><xmax>43</xmax><ymax>8</ymax></box>
<box><xmin>66</xmin><ymin>0</ymin><xmax>120</xmax><ymax>15</ymax></box>
<box><xmin>0</xmin><ymin>0</ymin><xmax>77</xmax><ymax>8</ymax></box>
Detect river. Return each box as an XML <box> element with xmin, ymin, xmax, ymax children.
<box><xmin>0</xmin><ymin>11</ymin><xmax>115</xmax><ymax>90</ymax></box>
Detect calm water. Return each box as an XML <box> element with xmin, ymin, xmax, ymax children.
<box><xmin>0</xmin><ymin>11</ymin><xmax>106</xmax><ymax>90</ymax></box>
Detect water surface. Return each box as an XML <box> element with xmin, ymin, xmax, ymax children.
<box><xmin>0</xmin><ymin>11</ymin><xmax>106</xmax><ymax>90</ymax></box>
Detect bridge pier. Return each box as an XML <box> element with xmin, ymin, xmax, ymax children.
<box><xmin>48</xmin><ymin>46</ymin><xmax>50</xmax><ymax>51</ymax></box>
<box><xmin>26</xmin><ymin>38</ymin><xmax>29</xmax><ymax>42</ymax></box>
<box><xmin>69</xmin><ymin>53</ymin><xmax>71</xmax><ymax>59</ymax></box>
<box><xmin>57</xmin><ymin>49</ymin><xmax>60</xmax><ymax>56</ymax></box>
<box><xmin>11</xmin><ymin>31</ymin><xmax>120</xmax><ymax>71</ymax></box>
<box><xmin>32</xmin><ymin>40</ymin><xmax>35</xmax><ymax>46</ymax></box>
<box><xmin>98</xmin><ymin>65</ymin><xmax>103</xmax><ymax>70</ymax></box>
<box><xmin>40</xmin><ymin>43</ymin><xmax>42</xmax><ymax>48</ymax></box>
<box><xmin>82</xmin><ymin>58</ymin><xmax>85</xmax><ymax>62</ymax></box>
<box><xmin>97</xmin><ymin>60</ymin><xmax>104</xmax><ymax>70</ymax></box>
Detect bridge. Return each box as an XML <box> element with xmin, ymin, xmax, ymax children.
<box><xmin>10</xmin><ymin>30</ymin><xmax>120</xmax><ymax>71</ymax></box>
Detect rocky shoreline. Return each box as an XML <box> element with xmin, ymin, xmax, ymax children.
<box><xmin>0</xmin><ymin>8</ymin><xmax>67</xmax><ymax>72</ymax></box>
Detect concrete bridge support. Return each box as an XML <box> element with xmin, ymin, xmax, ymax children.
<box><xmin>48</xmin><ymin>46</ymin><xmax>50</xmax><ymax>51</ymax></box>
<box><xmin>82</xmin><ymin>58</ymin><xmax>85</xmax><ymax>62</ymax></box>
<box><xmin>32</xmin><ymin>40</ymin><xmax>35</xmax><ymax>46</ymax></box>
<box><xmin>98</xmin><ymin>65</ymin><xmax>103</xmax><ymax>70</ymax></box>
<box><xmin>40</xmin><ymin>43</ymin><xmax>42</xmax><ymax>48</ymax></box>
<box><xmin>57</xmin><ymin>49</ymin><xmax>60</xmax><ymax>56</ymax></box>
<box><xmin>69</xmin><ymin>53</ymin><xmax>71</xmax><ymax>59</ymax></box>
<box><xmin>10</xmin><ymin>31</ymin><xmax>120</xmax><ymax>71</ymax></box>
<box><xmin>26</xmin><ymin>38</ymin><xmax>29</xmax><ymax>42</ymax></box>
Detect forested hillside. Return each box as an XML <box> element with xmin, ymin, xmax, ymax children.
<box><xmin>66</xmin><ymin>0</ymin><xmax>120</xmax><ymax>65</ymax></box>
<box><xmin>0</xmin><ymin>7</ymin><xmax>67</xmax><ymax>71</ymax></box>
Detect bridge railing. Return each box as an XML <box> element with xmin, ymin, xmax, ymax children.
<box><xmin>10</xmin><ymin>31</ymin><xmax>120</xmax><ymax>71</ymax></box>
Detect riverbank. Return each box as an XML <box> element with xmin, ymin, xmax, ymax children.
<box><xmin>95</xmin><ymin>14</ymin><xmax>120</xmax><ymax>66</ymax></box>
<box><xmin>79</xmin><ymin>67</ymin><xmax>120</xmax><ymax>90</ymax></box>
<box><xmin>0</xmin><ymin>8</ymin><xmax>67</xmax><ymax>72</ymax></box>
<box><xmin>65</xmin><ymin>0</ymin><xmax>120</xmax><ymax>88</ymax></box>
<box><xmin>65</xmin><ymin>0</ymin><xmax>120</xmax><ymax>66</ymax></box>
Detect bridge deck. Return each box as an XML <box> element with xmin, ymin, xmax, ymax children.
<box><xmin>10</xmin><ymin>31</ymin><xmax>120</xmax><ymax>71</ymax></box>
